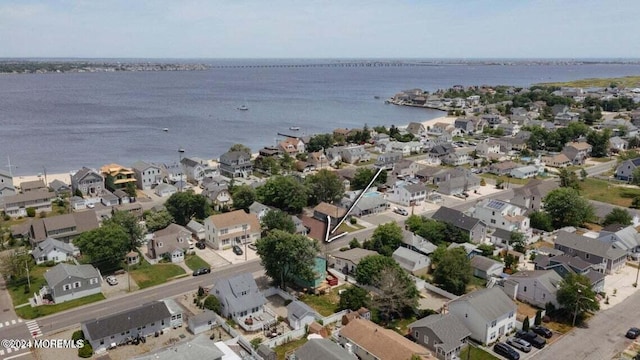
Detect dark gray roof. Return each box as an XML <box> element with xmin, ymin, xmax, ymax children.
<box><xmin>548</xmin><ymin>254</ymin><xmax>593</xmax><ymax>271</ymax></box>
<box><xmin>409</xmin><ymin>314</ymin><xmax>471</xmax><ymax>353</ymax></box>
<box><xmin>49</xmin><ymin>179</ymin><xmax>70</xmax><ymax>191</ymax></box>
<box><xmin>451</xmin><ymin>287</ymin><xmax>516</xmax><ymax>322</ymax></box>
<box><xmin>431</xmin><ymin>206</ymin><xmax>482</xmax><ymax>232</ymax></box>
<box><xmin>404</xmin><ymin>183</ymin><xmax>427</xmax><ymax>194</ymax></box>
<box><xmin>83</xmin><ymin>301</ymin><xmax>171</xmax><ymax>342</ymax></box>
<box><xmin>508</xmin><ymin>270</ymin><xmax>563</xmax><ymax>294</ymax></box>
<box><xmin>133</xmin><ymin>334</ymin><xmax>224</xmax><ymax>360</ymax></box>
<box><xmin>220</xmin><ymin>151</ymin><xmax>251</xmax><ymax>162</ymax></box>
<box><xmin>287</xmin><ymin>300</ymin><xmax>317</xmax><ymax>320</ymax></box>
<box><xmin>392</xmin><ymin>247</ymin><xmax>430</xmax><ymax>272</ymax></box>
<box><xmin>470</xmin><ymin>255</ymin><xmax>503</xmax><ymax>272</ymax></box>
<box><xmin>44</xmin><ymin>263</ymin><xmax>99</xmax><ymax>287</ymax></box>
<box><xmin>555</xmin><ymin>230</ymin><xmax>627</xmax><ymax>260</ymax></box>
<box><xmin>188</xmin><ymin>310</ymin><xmax>217</xmax><ymax>328</ymax></box>
<box><xmin>491</xmin><ymin>228</ymin><xmax>512</xmax><ymax>241</ymax></box>
<box><xmin>294</xmin><ymin>338</ymin><xmax>353</xmax><ymax>360</ymax></box>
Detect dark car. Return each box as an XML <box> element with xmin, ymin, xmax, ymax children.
<box><xmin>196</xmin><ymin>241</ymin><xmax>206</xmax><ymax>249</ymax></box>
<box><xmin>192</xmin><ymin>267</ymin><xmax>210</xmax><ymax>276</ymax></box>
<box><xmin>233</xmin><ymin>245</ymin><xmax>243</xmax><ymax>255</ymax></box>
<box><xmin>531</xmin><ymin>325</ymin><xmax>553</xmax><ymax>339</ymax></box>
<box><xmin>494</xmin><ymin>342</ymin><xmax>520</xmax><ymax>360</ymax></box>
<box><xmin>627</xmin><ymin>327</ymin><xmax>640</xmax><ymax>339</ymax></box>
<box><xmin>516</xmin><ymin>330</ymin><xmax>546</xmax><ymax>349</ymax></box>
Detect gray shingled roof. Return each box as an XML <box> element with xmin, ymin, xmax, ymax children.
<box><xmin>287</xmin><ymin>300</ymin><xmax>317</xmax><ymax>321</ymax></box>
<box><xmin>44</xmin><ymin>263</ymin><xmax>99</xmax><ymax>287</ymax></box>
<box><xmin>451</xmin><ymin>287</ymin><xmax>516</xmax><ymax>322</ymax></box>
<box><xmin>555</xmin><ymin>230</ymin><xmax>627</xmax><ymax>260</ymax></box>
<box><xmin>431</xmin><ymin>206</ymin><xmax>482</xmax><ymax>232</ymax></box>
<box><xmin>83</xmin><ymin>301</ymin><xmax>171</xmax><ymax>342</ymax></box>
<box><xmin>212</xmin><ymin>273</ymin><xmax>266</xmax><ymax>316</ymax></box>
<box><xmin>392</xmin><ymin>247</ymin><xmax>430</xmax><ymax>272</ymax></box>
<box><xmin>470</xmin><ymin>255</ymin><xmax>503</xmax><ymax>272</ymax></box>
<box><xmin>31</xmin><ymin>238</ymin><xmax>78</xmax><ymax>260</ymax></box>
<box><xmin>332</xmin><ymin>248</ymin><xmax>378</xmax><ymax>264</ymax></box>
<box><xmin>409</xmin><ymin>314</ymin><xmax>471</xmax><ymax>353</ymax></box>
<box><xmin>294</xmin><ymin>338</ymin><xmax>353</xmax><ymax>360</ymax></box>
<box><xmin>133</xmin><ymin>334</ymin><xmax>224</xmax><ymax>360</ymax></box>
<box><xmin>508</xmin><ymin>270</ymin><xmax>562</xmax><ymax>294</ymax></box>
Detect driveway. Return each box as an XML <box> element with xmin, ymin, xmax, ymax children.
<box><xmin>215</xmin><ymin>246</ymin><xmax>260</xmax><ymax>265</ymax></box>
<box><xmin>102</xmin><ymin>272</ymin><xmax>139</xmax><ymax>296</ymax></box>
<box><xmin>600</xmin><ymin>263</ymin><xmax>640</xmax><ymax>310</ymax></box>
<box><xmin>193</xmin><ymin>247</ymin><xmax>231</xmax><ymax>268</ymax></box>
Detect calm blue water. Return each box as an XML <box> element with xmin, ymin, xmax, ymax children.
<box><xmin>1</xmin><ymin>60</ymin><xmax>640</xmax><ymax>175</ymax></box>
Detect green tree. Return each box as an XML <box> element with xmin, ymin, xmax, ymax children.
<box><xmin>543</xmin><ymin>188</ymin><xmax>595</xmax><ymax>229</ymax></box>
<box><xmin>523</xmin><ymin>316</ymin><xmax>530</xmax><ymax>332</ymax></box>
<box><xmin>304</xmin><ymin>169</ymin><xmax>345</xmax><ymax>205</ymax></box>
<box><xmin>587</xmin><ymin>129</ymin><xmax>611</xmax><ymax>158</ymax></box>
<box><xmin>165</xmin><ymin>191</ymin><xmax>212</xmax><ymax>225</ymax></box>
<box><xmin>256</xmin><ymin>175</ymin><xmax>308</xmax><ymax>213</ymax></box>
<box><xmin>477</xmin><ymin>244</ymin><xmax>495</xmax><ymax>257</ymax></box>
<box><xmin>105</xmin><ymin>175</ymin><xmax>116</xmax><ymax>192</ymax></box>
<box><xmin>144</xmin><ymin>209</ymin><xmax>174</xmax><ymax>232</ymax></box>
<box><xmin>355</xmin><ymin>255</ymin><xmax>399</xmax><ymax>285</ymax></box>
<box><xmin>559</xmin><ymin>168</ymin><xmax>580</xmax><ymax>190</ymax></box>
<box><xmin>255</xmin><ymin>230</ymin><xmax>320</xmax><ymax>288</ymax></box>
<box><xmin>231</xmin><ymin>185</ymin><xmax>256</xmax><ymax>211</ymax></box>
<box><xmin>338</xmin><ymin>286</ymin><xmax>370</xmax><ymax>311</ymax></box>
<box><xmin>432</xmin><ymin>247</ymin><xmax>472</xmax><ymax>295</ymax></box>
<box><xmin>228</xmin><ymin>144</ymin><xmax>251</xmax><ymax>154</ymax></box>
<box><xmin>529</xmin><ymin>211</ymin><xmax>554</xmax><ymax>232</ymax></box>
<box><xmin>306</xmin><ymin>134</ymin><xmax>335</xmax><ymax>153</ymax></box>
<box><xmin>365</xmin><ymin>222</ymin><xmax>403</xmax><ymax>257</ymax></box>
<box><xmin>74</xmin><ymin>188</ymin><xmax>83</xmax><ymax>198</ymax></box>
<box><xmin>349</xmin><ymin>238</ymin><xmax>361</xmax><ymax>249</ymax></box>
<box><xmin>203</xmin><ymin>295</ymin><xmax>221</xmax><ymax>313</ymax></box>
<box><xmin>351</xmin><ymin>168</ymin><xmax>386</xmax><ymax>190</ymax></box>
<box><xmin>580</xmin><ymin>168</ymin><xmax>588</xmax><ymax>181</ymax></box>
<box><xmin>125</xmin><ymin>182</ymin><xmax>137</xmax><ymax>198</ymax></box>
<box><xmin>26</xmin><ymin>207</ymin><xmax>36</xmax><ymax>217</ymax></box>
<box><xmin>603</xmin><ymin>208</ymin><xmax>633</xmax><ymax>226</ymax></box>
<box><xmin>74</xmin><ymin>224</ymin><xmax>129</xmax><ymax>271</ymax></box>
<box><xmin>430</xmin><ymin>244</ymin><xmax>448</xmax><ymax>267</ymax></box>
<box><xmin>374</xmin><ymin>265</ymin><xmax>419</xmax><ymax>322</ymax></box>
<box><xmin>631</xmin><ymin>196</ymin><xmax>640</xmax><ymax>209</ymax></box>
<box><xmin>632</xmin><ymin>168</ymin><xmax>640</xmax><ymax>186</ymax></box>
<box><xmin>534</xmin><ymin>310</ymin><xmax>543</xmax><ymax>326</ymax></box>
<box><xmin>509</xmin><ymin>231</ymin><xmax>526</xmax><ymax>254</ymax></box>
<box><xmin>261</xmin><ymin>209</ymin><xmax>296</xmax><ymax>234</ymax></box>
<box><xmin>103</xmin><ymin>210</ymin><xmax>144</xmax><ymax>251</ymax></box>
<box><xmin>557</xmin><ymin>273</ymin><xmax>599</xmax><ymax>325</ymax></box>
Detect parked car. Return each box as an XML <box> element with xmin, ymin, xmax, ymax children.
<box><xmin>393</xmin><ymin>207</ymin><xmax>408</xmax><ymax>216</ymax></box>
<box><xmin>516</xmin><ymin>330</ymin><xmax>546</xmax><ymax>349</ymax></box>
<box><xmin>248</xmin><ymin>243</ymin><xmax>257</xmax><ymax>251</ymax></box>
<box><xmin>507</xmin><ymin>337</ymin><xmax>532</xmax><ymax>353</ymax></box>
<box><xmin>105</xmin><ymin>276</ymin><xmax>118</xmax><ymax>286</ymax></box>
<box><xmin>626</xmin><ymin>327</ymin><xmax>640</xmax><ymax>339</ymax></box>
<box><xmin>192</xmin><ymin>268</ymin><xmax>211</xmax><ymax>276</ymax></box>
<box><xmin>86</xmin><ymin>203</ymin><xmax>95</xmax><ymax>209</ymax></box>
<box><xmin>531</xmin><ymin>325</ymin><xmax>553</xmax><ymax>339</ymax></box>
<box><xmin>494</xmin><ymin>342</ymin><xmax>520</xmax><ymax>360</ymax></box>
<box><xmin>196</xmin><ymin>241</ymin><xmax>206</xmax><ymax>249</ymax></box>
<box><xmin>233</xmin><ymin>245</ymin><xmax>243</xmax><ymax>255</ymax></box>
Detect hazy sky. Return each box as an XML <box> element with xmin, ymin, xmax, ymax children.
<box><xmin>2</xmin><ymin>0</ymin><xmax>639</xmax><ymax>59</ymax></box>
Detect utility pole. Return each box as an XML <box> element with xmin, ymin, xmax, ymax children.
<box><xmin>25</xmin><ymin>260</ymin><xmax>31</xmax><ymax>290</ymax></box>
<box><xmin>243</xmin><ymin>225</ymin><xmax>248</xmax><ymax>262</ymax></box>
<box><xmin>43</xmin><ymin>166</ymin><xmax>48</xmax><ymax>186</ymax></box>
<box><xmin>6</xmin><ymin>156</ymin><xmax>17</xmax><ymax>177</ymax></box>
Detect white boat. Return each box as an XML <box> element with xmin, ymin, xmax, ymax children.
<box><xmin>289</xmin><ymin>126</ymin><xmax>300</xmax><ymax>131</ymax></box>
<box><xmin>237</xmin><ymin>98</ymin><xmax>249</xmax><ymax>111</ymax></box>
<box><xmin>163</xmin><ymin>128</ymin><xmax>169</xmax><ymax>132</ymax></box>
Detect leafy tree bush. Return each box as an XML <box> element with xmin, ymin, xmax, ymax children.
<box><xmin>26</xmin><ymin>207</ymin><xmax>36</xmax><ymax>218</ymax></box>
<box><xmin>603</xmin><ymin>208</ymin><xmax>633</xmax><ymax>226</ymax></box>
<box><xmin>338</xmin><ymin>286</ymin><xmax>370</xmax><ymax>311</ymax></box>
<box><xmin>203</xmin><ymin>295</ymin><xmax>221</xmax><ymax>314</ymax></box>
<box><xmin>523</xmin><ymin>316</ymin><xmax>530</xmax><ymax>332</ymax></box>
<box><xmin>432</xmin><ymin>248</ymin><xmax>472</xmax><ymax>295</ymax></box>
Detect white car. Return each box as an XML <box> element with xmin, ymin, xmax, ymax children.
<box><xmin>393</xmin><ymin>207</ymin><xmax>409</xmax><ymax>216</ymax></box>
<box><xmin>106</xmin><ymin>276</ymin><xmax>118</xmax><ymax>286</ymax></box>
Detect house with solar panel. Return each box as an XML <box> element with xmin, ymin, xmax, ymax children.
<box><xmin>616</xmin><ymin>157</ymin><xmax>640</xmax><ymax>182</ymax></box>
<box><xmin>470</xmin><ymin>199</ymin><xmax>531</xmax><ymax>243</ymax></box>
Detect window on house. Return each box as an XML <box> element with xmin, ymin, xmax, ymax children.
<box><xmin>221</xmin><ymin>229</ymin><xmax>228</xmax><ymax>235</ymax></box>
<box><xmin>158</xmin><ymin>242</ymin><xmax>163</xmax><ymax>247</ymax></box>
<box><xmin>490</xmin><ymin>219</ymin><xmax>496</xmax><ymax>224</ymax></box>
<box><xmin>586</xmin><ymin>253</ymin><xmax>590</xmax><ymax>259</ymax></box>
<box><xmin>63</xmin><ymin>284</ymin><xmax>71</xmax><ymax>291</ymax></box>
<box><xmin>524</xmin><ymin>286</ymin><xmax>527</xmax><ymax>292</ymax></box>
<box><xmin>100</xmin><ymin>340</ymin><xmax>104</xmax><ymax>345</ymax></box>
<box><xmin>491</xmin><ymin>320</ymin><xmax>497</xmax><ymax>327</ymax></box>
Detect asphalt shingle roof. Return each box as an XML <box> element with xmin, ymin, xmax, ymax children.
<box><xmin>431</xmin><ymin>206</ymin><xmax>482</xmax><ymax>232</ymax></box>
<box><xmin>450</xmin><ymin>287</ymin><xmax>516</xmax><ymax>323</ymax></box>
<box><xmin>83</xmin><ymin>301</ymin><xmax>171</xmax><ymax>342</ymax></box>
<box><xmin>409</xmin><ymin>314</ymin><xmax>471</xmax><ymax>353</ymax></box>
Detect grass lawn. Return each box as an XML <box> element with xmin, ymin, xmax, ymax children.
<box><xmin>539</xmin><ymin>76</ymin><xmax>640</xmax><ymax>88</ymax></box>
<box><xmin>337</xmin><ymin>222</ymin><xmax>364</xmax><ymax>233</ymax></box>
<box><xmin>299</xmin><ymin>284</ymin><xmax>348</xmax><ymax>316</ymax></box>
<box><xmin>7</xmin><ymin>265</ymin><xmax>49</xmax><ymax>306</ymax></box>
<box><xmin>16</xmin><ymin>293</ymin><xmax>105</xmax><ymax>319</ymax></box>
<box><xmin>184</xmin><ymin>254</ymin><xmax>210</xmax><ymax>271</ymax></box>
<box><xmin>387</xmin><ymin>316</ymin><xmax>417</xmax><ymax>336</ymax></box>
<box><xmin>545</xmin><ymin>321</ymin><xmax>572</xmax><ymax>334</ymax></box>
<box><xmin>129</xmin><ymin>259</ymin><xmax>186</xmax><ymax>289</ymax></box>
<box><xmin>479</xmin><ymin>173</ymin><xmax>531</xmax><ymax>186</ymax></box>
<box><xmin>274</xmin><ymin>337</ymin><xmax>307</xmax><ymax>360</ymax></box>
<box><xmin>580</xmin><ymin>178</ymin><xmax>640</xmax><ymax>207</ymax></box>
<box><xmin>466</xmin><ymin>276</ymin><xmax>487</xmax><ymax>293</ymax></box>
<box><xmin>460</xmin><ymin>346</ymin><xmax>499</xmax><ymax>360</ymax></box>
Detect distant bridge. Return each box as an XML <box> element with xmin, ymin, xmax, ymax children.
<box><xmin>209</xmin><ymin>61</ymin><xmax>438</xmax><ymax>69</ymax></box>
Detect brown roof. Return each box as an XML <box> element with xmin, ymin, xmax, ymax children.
<box><xmin>19</xmin><ymin>179</ymin><xmax>46</xmax><ymax>191</ymax></box>
<box><xmin>301</xmin><ymin>215</ymin><xmax>329</xmax><ymax>241</ymax></box>
<box><xmin>3</xmin><ymin>191</ymin><xmax>56</xmax><ymax>205</ymax></box>
<box><xmin>567</xmin><ymin>141</ymin><xmax>592</xmax><ymax>151</ymax></box>
<box><xmin>340</xmin><ymin>318</ymin><xmax>431</xmax><ymax>359</ymax></box>
<box><xmin>313</xmin><ymin>202</ymin><xmax>347</xmax><ymax>218</ymax></box>
<box><xmin>29</xmin><ymin>211</ymin><xmax>99</xmax><ymax>242</ymax></box>
<box><xmin>206</xmin><ymin>210</ymin><xmax>260</xmax><ymax>230</ymax></box>
<box><xmin>308</xmin><ymin>322</ymin><xmax>329</xmax><ymax>338</ymax></box>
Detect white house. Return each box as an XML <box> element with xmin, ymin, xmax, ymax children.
<box><xmin>448</xmin><ymin>287</ymin><xmax>517</xmax><ymax>345</ymax></box>
<box><xmin>187</xmin><ymin>310</ymin><xmax>218</xmax><ymax>335</ymax></box>
<box><xmin>31</xmin><ymin>238</ymin><xmax>79</xmax><ymax>265</ymax></box>
<box><xmin>204</xmin><ymin>210</ymin><xmax>261</xmax><ymax>250</ymax></box>
<box><xmin>131</xmin><ymin>161</ymin><xmax>163</xmax><ymax>190</ymax></box>
<box><xmin>507</xmin><ymin>270</ymin><xmax>563</xmax><ymax>308</ymax></box>
<box><xmin>471</xmin><ymin>199</ymin><xmax>531</xmax><ymax>240</ymax></box>
<box><xmin>509</xmin><ymin>165</ymin><xmax>541</xmax><ymax>179</ymax></box>
<box><xmin>388</xmin><ymin>182</ymin><xmax>428</xmax><ymax>206</ymax></box>
<box><xmin>154</xmin><ymin>183</ymin><xmax>178</xmax><ymax>197</ymax></box>
<box><xmin>287</xmin><ymin>300</ymin><xmax>318</xmax><ymax>330</ymax></box>
<box><xmin>470</xmin><ymin>255</ymin><xmax>503</xmax><ymax>280</ymax></box>
<box><xmin>211</xmin><ymin>273</ymin><xmax>266</xmax><ymax>331</ymax></box>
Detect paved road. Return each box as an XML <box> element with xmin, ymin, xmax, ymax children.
<box><xmin>535</xmin><ymin>288</ymin><xmax>640</xmax><ymax>360</ymax></box>
<box><xmin>0</xmin><ymin>276</ymin><xmax>35</xmax><ymax>360</ymax></box>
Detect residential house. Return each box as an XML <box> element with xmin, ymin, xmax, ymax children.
<box><xmin>429</xmin><ymin>144</ymin><xmax>455</xmax><ymax>161</ymax></box>
<box><xmin>336</xmin><ymin>318</ymin><xmax>432</xmax><ymax>360</ymax></box>
<box><xmin>248</xmin><ymin>201</ymin><xmax>271</xmax><ymax>220</ymax></box>
<box><xmin>533</xmin><ymin>254</ymin><xmax>606</xmax><ymax>293</ymax></box>
<box><xmin>148</xmin><ymin>223</ymin><xmax>193</xmax><ymax>263</ymax></box>
<box><xmin>598</xmin><ymin>224</ymin><xmax>640</xmax><ymax>259</ymax></box>
<box><xmin>180</xmin><ymin>157</ymin><xmax>208</xmax><ymax>182</ymax></box>
<box><xmin>328</xmin><ymin>248</ymin><xmax>378</xmax><ymax>275</ymax></box>
<box><xmin>101</xmin><ymin>190</ymin><xmax>119</xmax><ymax>207</ymax></box>
<box><xmin>219</xmin><ymin>151</ymin><xmax>253</xmax><ymax>178</ymax></box>
<box><xmin>154</xmin><ymin>183</ymin><xmax>177</xmax><ymax>197</ymax></box>
<box><xmin>409</xmin><ymin>314</ymin><xmax>471</xmax><ymax>360</ymax></box>
<box><xmin>293</xmin><ymin>338</ymin><xmax>355</xmax><ymax>360</ymax></box>
<box><xmin>307</xmin><ymin>151</ymin><xmax>329</xmax><ymax>169</ymax></box>
<box><xmin>100</xmin><ymin>163</ymin><xmax>137</xmax><ymax>190</ymax></box>
<box><xmin>41</xmin><ymin>263</ymin><xmax>102</xmax><ymax>304</ymax></box>
<box><xmin>415</xmin><ymin>166</ymin><xmax>444</xmax><ymax>184</ymax></box>
<box><xmin>202</xmin><ymin>183</ymin><xmax>232</xmax><ymax>210</ymax></box>
<box><xmin>496</xmin><ymin>123</ymin><xmax>521</xmax><ymax>136</ymax></box>
<box><xmin>401</xmin><ymin>230</ymin><xmax>438</xmax><ymax>257</ymax></box>
<box><xmin>2</xmin><ymin>191</ymin><xmax>56</xmax><ymax>218</ymax></box>
<box><xmin>313</xmin><ymin>202</ymin><xmax>347</xmax><ymax>228</ymax></box>
<box><xmin>161</xmin><ymin>161</ymin><xmax>186</xmax><ymax>183</ymax></box>
<box><xmin>554</xmin><ymin>230</ymin><xmax>627</xmax><ymax>274</ymax></box>
<box><xmin>507</xmin><ymin>270</ymin><xmax>563</xmax><ymax>308</ymax></box>
<box><xmin>615</xmin><ymin>157</ymin><xmax>640</xmax><ymax>181</ymax></box>
<box><xmin>488</xmin><ymin>161</ymin><xmax>518</xmax><ymax>176</ymax></box>
<box><xmin>278</xmin><ymin>137</ymin><xmax>305</xmax><ymax>156</ymax></box>
<box><xmin>31</xmin><ymin>237</ymin><xmax>80</xmax><ymax>264</ymax></box>
<box><xmin>69</xmin><ymin>196</ymin><xmax>86</xmax><ymax>211</ymax></box>
<box><xmin>554</xmin><ymin>111</ymin><xmax>580</xmax><ymax>125</ymax></box>
<box><xmin>392</xmin><ymin>159</ymin><xmax>423</xmax><ymax>178</ymax></box>
<box><xmin>510</xmin><ymin>179</ymin><xmax>558</xmax><ymax>212</ymax></box>
<box><xmin>287</xmin><ymin>300</ymin><xmax>318</xmax><ymax>330</ymax></box>
<box><xmin>475</xmin><ymin>141</ymin><xmax>502</xmax><ymax>158</ymax></box>
<box><xmin>342</xmin><ymin>192</ymin><xmax>388</xmax><ymax>217</ymax></box>
<box><xmin>292</xmin><ymin>256</ymin><xmax>327</xmax><ymax>291</ymax></box>
<box><xmin>392</xmin><ymin>247</ymin><xmax>431</xmax><ymax>276</ymax></box>
<box><xmin>541</xmin><ymin>153</ymin><xmax>572</xmax><ymax>168</ymax></box>
<box><xmin>470</xmin><ymin>255</ymin><xmax>503</xmax><ymax>279</ymax></box>
<box><xmin>186</xmin><ymin>220</ymin><xmax>206</xmax><ymax>241</ymax></box>
<box><xmin>448</xmin><ymin>243</ymin><xmax>483</xmax><ymax>259</ymax></box>
<box><xmin>562</xmin><ymin>142</ymin><xmax>592</xmax><ymax>165</ymax></box>
<box><xmin>342</xmin><ymin>145</ymin><xmax>371</xmax><ymax>164</ymax></box>
<box><xmin>81</xmin><ymin>301</ymin><xmax>174</xmax><ymax>352</ymax></box>
<box><xmin>113</xmin><ymin>189</ymin><xmax>132</xmax><ymax>204</ymax></box>
<box><xmin>388</xmin><ymin>182</ymin><xmax>428</xmax><ymax>206</ymax></box>
<box><xmin>406</xmin><ymin>122</ymin><xmax>426</xmax><ymax>136</ymax></box>
<box><xmin>27</xmin><ymin>210</ymin><xmax>99</xmax><ymax>245</ymax></box>
<box><xmin>435</xmin><ymin>168</ymin><xmax>481</xmax><ymax>196</ymax></box>
<box><xmin>376</xmin><ymin>152</ymin><xmax>403</xmax><ymax>169</ymax></box>
<box><xmin>471</xmin><ymin>199</ymin><xmax>531</xmax><ymax>238</ymax></box>
<box><xmin>204</xmin><ymin>210</ymin><xmax>260</xmax><ymax>250</ymax></box>
<box><xmin>20</xmin><ymin>179</ymin><xmax>47</xmax><ymax>193</ymax></box>
<box><xmin>609</xmin><ymin>136</ymin><xmax>628</xmax><ymax>152</ymax></box>
<box><xmin>509</xmin><ymin>165</ymin><xmax>540</xmax><ymax>179</ymax></box>
<box><xmin>429</xmin><ymin>122</ymin><xmax>453</xmax><ymax>135</ymax></box>
<box><xmin>211</xmin><ymin>273</ymin><xmax>266</xmax><ymax>330</ymax></box>
<box><xmin>442</xmin><ymin>148</ymin><xmax>473</xmax><ymax>166</ymax></box>
<box><xmin>454</xmin><ymin>118</ymin><xmax>479</xmax><ymax>134</ymax></box>
<box><xmin>0</xmin><ymin>169</ymin><xmax>16</xmax><ymax>199</ymax></box>
<box><xmin>187</xmin><ymin>310</ymin><xmax>217</xmax><ymax>335</ymax></box>
<box><xmin>431</xmin><ymin>207</ymin><xmax>487</xmax><ymax>243</ymax></box>
<box><xmin>448</xmin><ymin>287</ymin><xmax>517</xmax><ymax>345</ymax></box>
<box><xmin>481</xmin><ymin>114</ymin><xmax>504</xmax><ymax>127</ymax></box>
<box><xmin>131</xmin><ymin>161</ymin><xmax>163</xmax><ymax>190</ymax></box>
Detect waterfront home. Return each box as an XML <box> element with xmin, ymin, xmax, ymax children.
<box><xmin>337</xmin><ymin>318</ymin><xmax>432</xmax><ymax>360</ymax></box>
<box><xmin>32</xmin><ymin>237</ymin><xmax>80</xmax><ymax>265</ymax></box>
<box><xmin>100</xmin><ymin>190</ymin><xmax>119</xmax><ymax>207</ymax></box>
<box><xmin>454</xmin><ymin>117</ymin><xmax>478</xmax><ymax>134</ymax></box>
<box><xmin>41</xmin><ymin>263</ymin><xmax>102</xmax><ymax>304</ymax></box>
<box><xmin>131</xmin><ymin>161</ymin><xmax>162</xmax><ymax>190</ymax></box>
<box><xmin>180</xmin><ymin>156</ymin><xmax>208</xmax><ymax>182</ymax></box>
<box><xmin>388</xmin><ymin>140</ymin><xmax>423</xmax><ymax>155</ymax></box>
<box><xmin>406</xmin><ymin>121</ymin><xmax>426</xmax><ymax>136</ymax></box>
<box><xmin>0</xmin><ymin>169</ymin><xmax>16</xmax><ymax>199</ymax></box>
<box><xmin>148</xmin><ymin>223</ymin><xmax>193</xmax><ymax>263</ymax></box>
<box><xmin>70</xmin><ymin>167</ymin><xmax>104</xmax><ymax>198</ymax></box>
<box><xmin>306</xmin><ymin>151</ymin><xmax>329</xmax><ymax>169</ymax></box>
<box><xmin>554</xmin><ymin>230</ymin><xmax>626</xmax><ymax>274</ymax></box>
<box><xmin>328</xmin><ymin>248</ymin><xmax>378</xmax><ymax>275</ymax></box>
<box><xmin>3</xmin><ymin>191</ymin><xmax>56</xmax><ymax>218</ymax></box>
<box><xmin>429</xmin><ymin>122</ymin><xmax>452</xmax><ymax>135</ymax></box>
<box><xmin>507</xmin><ymin>270</ymin><xmax>563</xmax><ymax>308</ymax></box>
<box><xmin>47</xmin><ymin>180</ymin><xmax>69</xmax><ymax>197</ymax></box>
<box><xmin>431</xmin><ymin>206</ymin><xmax>486</xmax><ymax>243</ymax></box>
<box><xmin>448</xmin><ymin>287</ymin><xmax>517</xmax><ymax>345</ymax></box>
<box><xmin>100</xmin><ymin>163</ymin><xmax>137</xmax><ymax>190</ymax></box>
<box><xmin>615</xmin><ymin>157</ymin><xmax>640</xmax><ymax>181</ymax></box>
<box><xmin>376</xmin><ymin>151</ymin><xmax>403</xmax><ymax>169</ymax></box>
<box><xmin>20</xmin><ymin>179</ymin><xmax>47</xmax><ymax>193</ymax></box>
<box><xmin>409</xmin><ymin>314</ymin><xmax>471</xmax><ymax>360</ymax></box>
<box><xmin>470</xmin><ymin>199</ymin><xmax>531</xmax><ymax>238</ymax></box>
<box><xmin>204</xmin><ymin>210</ymin><xmax>260</xmax><ymax>250</ymax></box>
<box><xmin>160</xmin><ymin>161</ymin><xmax>186</xmax><ymax>183</ymax></box>
<box><xmin>278</xmin><ymin>137</ymin><xmax>305</xmax><ymax>156</ymax></box>
<box><xmin>211</xmin><ymin>273</ymin><xmax>267</xmax><ymax>331</ymax></box>
<box><xmin>541</xmin><ymin>153</ymin><xmax>572</xmax><ymax>168</ymax></box>
<box><xmin>219</xmin><ymin>151</ymin><xmax>253</xmax><ymax>178</ymax></box>
<box><xmin>428</xmin><ymin>143</ymin><xmax>455</xmax><ymax>160</ymax></box>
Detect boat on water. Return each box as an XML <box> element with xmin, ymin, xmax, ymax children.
<box><xmin>237</xmin><ymin>104</ymin><xmax>248</xmax><ymax>111</ymax></box>
<box><xmin>289</xmin><ymin>126</ymin><xmax>300</xmax><ymax>131</ymax></box>
<box><xmin>163</xmin><ymin>128</ymin><xmax>169</xmax><ymax>132</ymax></box>
<box><xmin>374</xmin><ymin>96</ymin><xmax>380</xmax><ymax>99</ymax></box>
